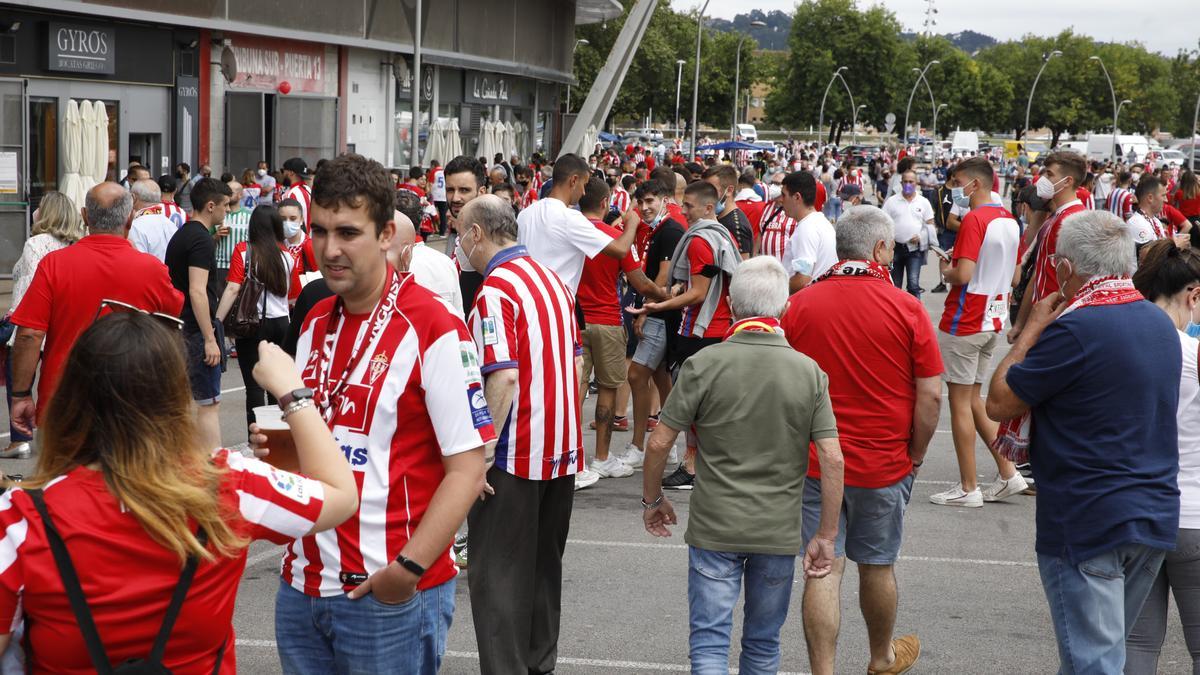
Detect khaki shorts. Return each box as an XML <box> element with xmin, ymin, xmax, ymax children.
<box><xmin>582</xmin><ymin>324</ymin><xmax>628</xmax><ymax>389</ymax></box>
<box><xmin>938</xmin><ymin>330</ymin><xmax>1000</xmax><ymax>385</ymax></box>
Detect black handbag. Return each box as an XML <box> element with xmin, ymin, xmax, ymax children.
<box><xmin>25</xmin><ymin>489</ymin><xmax>224</xmax><ymax>674</ymax></box>
<box><xmin>223</xmin><ymin>245</ymin><xmax>267</xmax><ymax>339</ymax></box>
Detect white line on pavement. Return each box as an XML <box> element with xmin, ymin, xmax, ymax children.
<box><xmin>222</xmin><ymin>386</ymin><xmax>247</xmax><ymax>395</ymax></box>
<box><xmin>245</xmin><ymin>548</ymin><xmax>282</xmax><ymax>568</ymax></box>
<box><xmin>232</xmin><ymin>640</ymin><xmax>810</xmax><ymax>674</ymax></box>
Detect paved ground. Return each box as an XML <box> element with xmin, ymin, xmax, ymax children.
<box><xmin>2</xmin><ymin>244</ymin><xmax>1196</xmax><ymax>673</ymax></box>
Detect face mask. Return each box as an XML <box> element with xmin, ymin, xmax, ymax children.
<box><xmin>1035</xmin><ymin>175</ymin><xmax>1066</xmax><ymax>200</ymax></box>
<box><xmin>716</xmin><ymin>198</ymin><xmax>727</xmax><ymax>213</ymax></box>
<box><xmin>901</xmin><ymin>183</ymin><xmax>916</xmax><ymax>197</ymax></box>
<box><xmin>455</xmin><ymin>228</ymin><xmax>477</xmax><ymax>272</ymax></box>
<box><xmin>768</xmin><ymin>184</ymin><xmax>782</xmax><ymax>200</ymax></box>
<box><xmin>951</xmin><ymin>183</ymin><xmax>973</xmax><ymax>209</ymax></box>
<box><xmin>257</xmin><ymin>168</ymin><xmax>267</xmax><ymax>177</ymax></box>
<box><xmin>649</xmin><ymin>205</ymin><xmax>666</xmax><ymax>228</ymax></box>
<box><xmin>1131</xmin><ymin>171</ymin><xmax>1142</xmax><ymax>182</ymax></box>
<box><xmin>283</xmin><ymin>219</ymin><xmax>302</xmax><ymax>239</ymax></box>
<box><xmin>1187</xmin><ymin>322</ymin><xmax>1200</xmax><ymax>339</ymax></box>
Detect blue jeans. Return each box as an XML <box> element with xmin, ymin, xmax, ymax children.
<box><xmin>274</xmin><ymin>577</ymin><xmax>456</xmax><ymax>675</ymax></box>
<box><xmin>1038</xmin><ymin>544</ymin><xmax>1166</xmax><ymax>674</ymax></box>
<box><xmin>823</xmin><ymin>196</ymin><xmax>842</xmax><ymax>222</ymax></box>
<box><xmin>891</xmin><ymin>243</ymin><xmax>924</xmax><ymax>298</ymax></box>
<box><xmin>688</xmin><ymin>546</ymin><xmax>796</xmax><ymax>674</ymax></box>
<box><xmin>938</xmin><ymin>227</ymin><xmax>957</xmax><ymax>251</ymax></box>
<box><xmin>4</xmin><ymin>350</ymin><xmax>30</xmax><ymax>443</ymax></box>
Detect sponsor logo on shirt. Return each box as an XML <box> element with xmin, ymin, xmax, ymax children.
<box><xmin>269</xmin><ymin>468</ymin><xmax>311</xmax><ymax>504</ymax></box>
<box><xmin>481</xmin><ymin>318</ymin><xmax>499</xmax><ymax>346</ymax></box>
<box><xmin>468</xmin><ymin>383</ymin><xmax>491</xmax><ymax>429</ymax></box>
<box><xmin>339</xmin><ymin>444</ymin><xmax>370</xmax><ymax>467</ymax></box>
<box><xmin>459</xmin><ymin>342</ymin><xmax>483</xmax><ymax>384</ymax></box>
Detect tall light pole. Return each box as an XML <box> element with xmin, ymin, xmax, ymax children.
<box><xmin>674</xmin><ymin>59</ymin><xmax>686</xmax><ymax>137</ymax></box>
<box><xmin>904</xmin><ymin>60</ymin><xmax>939</xmax><ymax>148</ymax></box>
<box><xmin>932</xmin><ymin>103</ymin><xmax>947</xmax><ymax>156</ymax></box>
<box><xmin>1089</xmin><ymin>55</ymin><xmax>1119</xmax><ymax>164</ymax></box>
<box><xmin>817</xmin><ymin>66</ymin><xmax>848</xmax><ymax>147</ymax></box>
<box><xmin>1115</xmin><ymin>98</ymin><xmax>1132</xmax><ymax>135</ymax></box>
<box><xmin>689</xmin><ymin>0</ymin><xmax>711</xmax><ymax>158</ymax></box>
<box><xmin>410</xmin><ymin>0</ymin><xmax>422</xmax><ymax>167</ymax></box>
<box><xmin>731</xmin><ymin>19</ymin><xmax>767</xmax><ymax>139</ymax></box>
<box><xmin>566</xmin><ymin>38</ymin><xmax>589</xmax><ymax>113</ymax></box>
<box><xmin>1023</xmin><ymin>49</ymin><xmax>1061</xmax><ymax>146</ymax></box>
<box><xmin>852</xmin><ymin>104</ymin><xmax>866</xmax><ymax>145</ymax></box>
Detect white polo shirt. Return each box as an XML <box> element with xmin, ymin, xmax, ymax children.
<box><xmin>883</xmin><ymin>193</ymin><xmax>936</xmax><ymax>248</ymax></box>
<box><xmin>408</xmin><ymin>243</ymin><xmax>464</xmax><ymax>319</ymax></box>
<box><xmin>783</xmin><ymin>210</ymin><xmax>837</xmax><ymax>281</ymax></box>
<box><xmin>516</xmin><ymin>196</ymin><xmax>612</xmax><ymax>293</ymax></box>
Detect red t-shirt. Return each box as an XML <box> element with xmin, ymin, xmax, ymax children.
<box><xmin>939</xmin><ymin>205</ymin><xmax>1020</xmax><ymax>336</ymax></box>
<box><xmin>782</xmin><ymin>274</ymin><xmax>944</xmax><ymax>488</ymax></box>
<box><xmin>1174</xmin><ymin>190</ymin><xmax>1200</xmax><ymax>218</ymax></box>
<box><xmin>736</xmin><ymin>200</ymin><xmax>767</xmax><ymax>241</ymax></box>
<box><xmin>814</xmin><ymin>181</ymin><xmax>827</xmax><ymax>212</ymax></box>
<box><xmin>577</xmin><ymin>219</ymin><xmax>640</xmax><ymax>325</ymax></box>
<box><xmin>679</xmin><ymin>236</ymin><xmax>733</xmax><ymax>339</ymax></box>
<box><xmin>0</xmin><ymin>450</ymin><xmax>325</xmax><ymax>674</ymax></box>
<box><xmin>1075</xmin><ymin>187</ymin><xmax>1095</xmax><ymax>210</ymax></box>
<box><xmin>666</xmin><ymin>202</ymin><xmax>687</xmax><ymax>228</ymax></box>
<box><xmin>10</xmin><ymin>235</ymin><xmax>183</xmax><ymax>407</ymax></box>
<box><xmin>1163</xmin><ymin>203</ymin><xmax>1189</xmax><ymax>229</ymax></box>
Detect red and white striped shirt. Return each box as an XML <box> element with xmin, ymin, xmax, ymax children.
<box><xmin>759</xmin><ymin>202</ymin><xmax>798</xmax><ymax>263</ymax></box>
<box><xmin>0</xmin><ymin>449</ymin><xmax>324</xmax><ymax>673</ymax></box>
<box><xmin>840</xmin><ymin>170</ymin><xmax>863</xmax><ymax>188</ymax></box>
<box><xmin>611</xmin><ymin>186</ymin><xmax>631</xmax><ymax>214</ymax></box>
<box><xmin>289</xmin><ymin>272</ymin><xmax>495</xmax><ymax>596</ymax></box>
<box><xmin>469</xmin><ymin>246</ymin><xmax>584</xmax><ymax>480</ymax></box>
<box><xmin>521</xmin><ymin>187</ymin><xmax>539</xmax><ymax>210</ymax></box>
<box><xmin>285</xmin><ymin>182</ymin><xmax>313</xmax><ymax>227</ymax></box>
<box><xmin>1032</xmin><ymin>200</ymin><xmax>1086</xmax><ymax>302</ymax></box>
<box><xmin>161</xmin><ymin>201</ymin><xmax>187</xmax><ymax>228</ymax></box>
<box><xmin>1108</xmin><ymin>187</ymin><xmax>1134</xmax><ymax>220</ymax></box>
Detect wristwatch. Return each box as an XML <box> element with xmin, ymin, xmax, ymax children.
<box><xmin>396</xmin><ymin>554</ymin><xmax>426</xmax><ymax>578</ymax></box>
<box><xmin>277</xmin><ymin>387</ymin><xmax>314</xmax><ymax>410</ymax></box>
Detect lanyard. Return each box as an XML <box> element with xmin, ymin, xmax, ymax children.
<box><xmin>312</xmin><ymin>267</ymin><xmax>404</xmax><ymax>424</ymax></box>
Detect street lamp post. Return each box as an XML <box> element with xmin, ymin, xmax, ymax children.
<box><xmin>566</xmin><ymin>38</ymin><xmax>589</xmax><ymax>114</ymax></box>
<box><xmin>731</xmin><ymin>20</ymin><xmax>767</xmax><ymax>139</ymax></box>
<box><xmin>932</xmin><ymin>103</ymin><xmax>947</xmax><ymax>157</ymax></box>
<box><xmin>689</xmin><ymin>0</ymin><xmax>711</xmax><ymax>159</ymax></box>
<box><xmin>818</xmin><ymin>66</ymin><xmax>847</xmax><ymax>147</ymax></box>
<box><xmin>674</xmin><ymin>59</ymin><xmax>686</xmax><ymax>138</ymax></box>
<box><xmin>1115</xmin><ymin>98</ymin><xmax>1132</xmax><ymax>135</ymax></box>
<box><xmin>1023</xmin><ymin>50</ymin><xmax>1062</xmax><ymax>145</ymax></box>
<box><xmin>1089</xmin><ymin>55</ymin><xmax>1119</xmax><ymax>164</ymax></box>
<box><xmin>852</xmin><ymin>104</ymin><xmax>866</xmax><ymax>145</ymax></box>
<box><xmin>903</xmin><ymin>60</ymin><xmax>939</xmax><ymax>148</ymax></box>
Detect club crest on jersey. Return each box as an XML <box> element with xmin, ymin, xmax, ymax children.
<box><xmin>368</xmin><ymin>352</ymin><xmax>389</xmax><ymax>384</ymax></box>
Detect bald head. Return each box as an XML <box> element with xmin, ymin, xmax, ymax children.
<box><xmin>387</xmin><ymin>210</ymin><xmax>417</xmax><ymax>272</ymax></box>
<box><xmin>674</xmin><ymin>173</ymin><xmax>686</xmax><ymax>202</ymax></box>
<box><xmin>130</xmin><ymin>179</ymin><xmax>161</xmax><ymax>209</ymax></box>
<box><xmin>84</xmin><ymin>182</ymin><xmax>134</xmax><ymax>234</ymax></box>
<box><xmin>461</xmin><ymin>194</ymin><xmax>518</xmax><ymax>244</ymax></box>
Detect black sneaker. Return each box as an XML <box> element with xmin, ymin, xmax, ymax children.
<box><xmin>662</xmin><ymin>465</ymin><xmax>695</xmax><ymax>490</ymax></box>
<box><xmin>931</xmin><ymin>282</ymin><xmax>948</xmax><ymax>293</ymax></box>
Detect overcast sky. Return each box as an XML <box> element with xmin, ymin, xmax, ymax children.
<box><xmin>672</xmin><ymin>1</ymin><xmax>1197</xmax><ymax>56</ymax></box>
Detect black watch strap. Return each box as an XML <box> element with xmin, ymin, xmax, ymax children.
<box><xmin>396</xmin><ymin>554</ymin><xmax>426</xmax><ymax>578</ymax></box>
<box><xmin>278</xmin><ymin>387</ymin><xmax>314</xmax><ymax>410</ymax></box>
<box><xmin>10</xmin><ymin>389</ymin><xmax>31</xmax><ymax>399</ymax></box>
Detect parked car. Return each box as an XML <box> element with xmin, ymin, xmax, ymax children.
<box><xmin>735</xmin><ymin>123</ymin><xmax>758</xmax><ymax>142</ymax></box>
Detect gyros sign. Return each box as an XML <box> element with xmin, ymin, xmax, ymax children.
<box><xmin>48</xmin><ymin>23</ymin><xmax>116</xmax><ymax>75</ymax></box>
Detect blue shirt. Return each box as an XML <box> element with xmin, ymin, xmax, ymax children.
<box><xmin>1007</xmin><ymin>301</ymin><xmax>1180</xmax><ymax>565</ymax></box>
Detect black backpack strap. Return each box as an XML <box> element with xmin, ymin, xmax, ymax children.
<box><xmin>26</xmin><ymin>488</ymin><xmax>114</xmax><ymax>675</ymax></box>
<box><xmin>147</xmin><ymin>528</ymin><xmax>206</xmax><ymax>664</ymax></box>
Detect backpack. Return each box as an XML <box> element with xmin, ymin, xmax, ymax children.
<box><xmin>223</xmin><ymin>245</ymin><xmax>267</xmax><ymax>339</ymax></box>
<box><xmin>25</xmin><ymin>489</ymin><xmax>225</xmax><ymax>674</ymax></box>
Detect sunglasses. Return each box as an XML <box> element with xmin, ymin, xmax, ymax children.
<box><xmin>93</xmin><ymin>299</ymin><xmax>184</xmax><ymax>330</ymax></box>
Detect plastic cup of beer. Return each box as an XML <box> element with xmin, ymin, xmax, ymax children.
<box><xmin>253</xmin><ymin>405</ymin><xmax>299</xmax><ymax>473</ymax></box>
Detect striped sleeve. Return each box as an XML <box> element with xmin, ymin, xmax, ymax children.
<box><xmin>470</xmin><ymin>289</ymin><xmax>519</xmax><ymax>374</ymax></box>
<box><xmin>0</xmin><ymin>490</ymin><xmax>27</xmax><ymax>634</ymax></box>
<box><xmin>217</xmin><ymin>449</ymin><xmax>325</xmax><ymax>545</ymax></box>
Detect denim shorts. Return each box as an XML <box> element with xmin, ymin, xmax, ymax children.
<box><xmin>632</xmin><ymin>316</ymin><xmax>668</xmax><ymax>369</ymax></box>
<box><xmin>183</xmin><ymin>323</ymin><xmax>224</xmax><ymax>406</ymax></box>
<box><xmin>801</xmin><ymin>475</ymin><xmax>914</xmax><ymax>565</ymax></box>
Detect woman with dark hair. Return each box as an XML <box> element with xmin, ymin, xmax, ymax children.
<box><xmin>1127</xmin><ymin>239</ymin><xmax>1200</xmax><ymax>673</ymax></box>
<box><xmin>0</xmin><ymin>312</ymin><xmax>357</xmax><ymax>672</ymax></box>
<box><xmin>215</xmin><ymin>205</ymin><xmax>299</xmax><ymax>424</ymax></box>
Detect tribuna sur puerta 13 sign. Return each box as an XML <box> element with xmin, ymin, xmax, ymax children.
<box><xmin>227</xmin><ymin>37</ymin><xmax>331</xmax><ymax>94</ymax></box>
<box><xmin>48</xmin><ymin>22</ymin><xmax>116</xmax><ymax>75</ymax></box>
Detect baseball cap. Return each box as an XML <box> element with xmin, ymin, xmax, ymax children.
<box><xmin>838</xmin><ymin>183</ymin><xmax>862</xmax><ymax>198</ymax></box>
<box><xmin>156</xmin><ymin>174</ymin><xmax>177</xmax><ymax>194</ymax></box>
<box><xmin>283</xmin><ymin>157</ymin><xmax>312</xmax><ymax>177</ymax></box>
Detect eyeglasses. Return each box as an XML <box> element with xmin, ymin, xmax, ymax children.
<box><xmin>93</xmin><ymin>299</ymin><xmax>184</xmax><ymax>330</ymax></box>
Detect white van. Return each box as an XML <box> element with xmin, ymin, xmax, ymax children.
<box><xmin>736</xmin><ymin>123</ymin><xmax>758</xmax><ymax>142</ymax></box>
<box><xmin>1087</xmin><ymin>134</ymin><xmax>1151</xmax><ymax>164</ymax></box>
<box><xmin>950</xmin><ymin>131</ymin><xmax>979</xmax><ymax>156</ymax></box>
<box><xmin>1061</xmin><ymin>141</ymin><xmax>1088</xmax><ymax>156</ymax></box>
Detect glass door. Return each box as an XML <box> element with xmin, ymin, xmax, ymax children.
<box><xmin>0</xmin><ymin>79</ymin><xmax>26</xmax><ymax>279</ymax></box>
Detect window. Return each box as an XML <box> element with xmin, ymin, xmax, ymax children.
<box><xmin>277</xmin><ymin>97</ymin><xmax>337</xmax><ymax>170</ymax></box>
<box><xmin>28</xmin><ymin>98</ymin><xmax>57</xmax><ymax>210</ymax></box>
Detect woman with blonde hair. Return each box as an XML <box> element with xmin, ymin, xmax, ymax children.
<box><xmin>0</xmin><ymin>313</ymin><xmax>357</xmax><ymax>672</ymax></box>
<box><xmin>1</xmin><ymin>192</ymin><xmax>86</xmax><ymax>459</ymax></box>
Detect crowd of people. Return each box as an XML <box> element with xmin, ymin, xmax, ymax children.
<box><xmin>0</xmin><ymin>132</ymin><xmax>1194</xmax><ymax>675</ymax></box>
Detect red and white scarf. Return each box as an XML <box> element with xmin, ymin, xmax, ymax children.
<box><xmin>818</xmin><ymin>259</ymin><xmax>891</xmax><ymax>282</ymax></box>
<box><xmin>723</xmin><ymin>316</ymin><xmax>783</xmax><ymax>341</ymax></box>
<box><xmin>992</xmin><ymin>276</ymin><xmax>1143</xmax><ymax>463</ymax></box>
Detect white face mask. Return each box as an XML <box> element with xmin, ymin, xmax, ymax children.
<box><xmin>1035</xmin><ymin>175</ymin><xmax>1066</xmax><ymax>200</ymax></box>
<box><xmin>283</xmin><ymin>219</ymin><xmax>302</xmax><ymax>239</ymax></box>
<box><xmin>455</xmin><ymin>228</ymin><xmax>477</xmax><ymax>272</ymax></box>
<box><xmin>257</xmin><ymin>168</ymin><xmax>267</xmax><ymax>177</ymax></box>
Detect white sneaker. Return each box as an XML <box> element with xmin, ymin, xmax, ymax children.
<box><xmin>591</xmin><ymin>455</ymin><xmax>635</xmax><ymax>478</ymax></box>
<box><xmin>982</xmin><ymin>473</ymin><xmax>1029</xmax><ymax>502</ymax></box>
<box><xmin>929</xmin><ymin>483</ymin><xmax>983</xmax><ymax>508</ymax></box>
<box><xmin>618</xmin><ymin>443</ymin><xmax>645</xmax><ymax>468</ymax></box>
<box><xmin>574</xmin><ymin>469</ymin><xmax>600</xmax><ymax>491</ymax></box>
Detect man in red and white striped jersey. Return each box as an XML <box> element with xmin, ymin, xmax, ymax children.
<box><xmin>276</xmin><ymin>153</ymin><xmax>493</xmax><ymax>674</ymax></box>
<box><xmin>462</xmin><ymin>194</ymin><xmax>583</xmax><ymax>675</ymax></box>
<box><xmin>282</xmin><ymin>157</ymin><xmax>314</xmax><ymax>227</ymax></box>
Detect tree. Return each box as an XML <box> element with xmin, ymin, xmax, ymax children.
<box><xmin>766</xmin><ymin>0</ymin><xmax>914</xmax><ymax>142</ymax></box>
